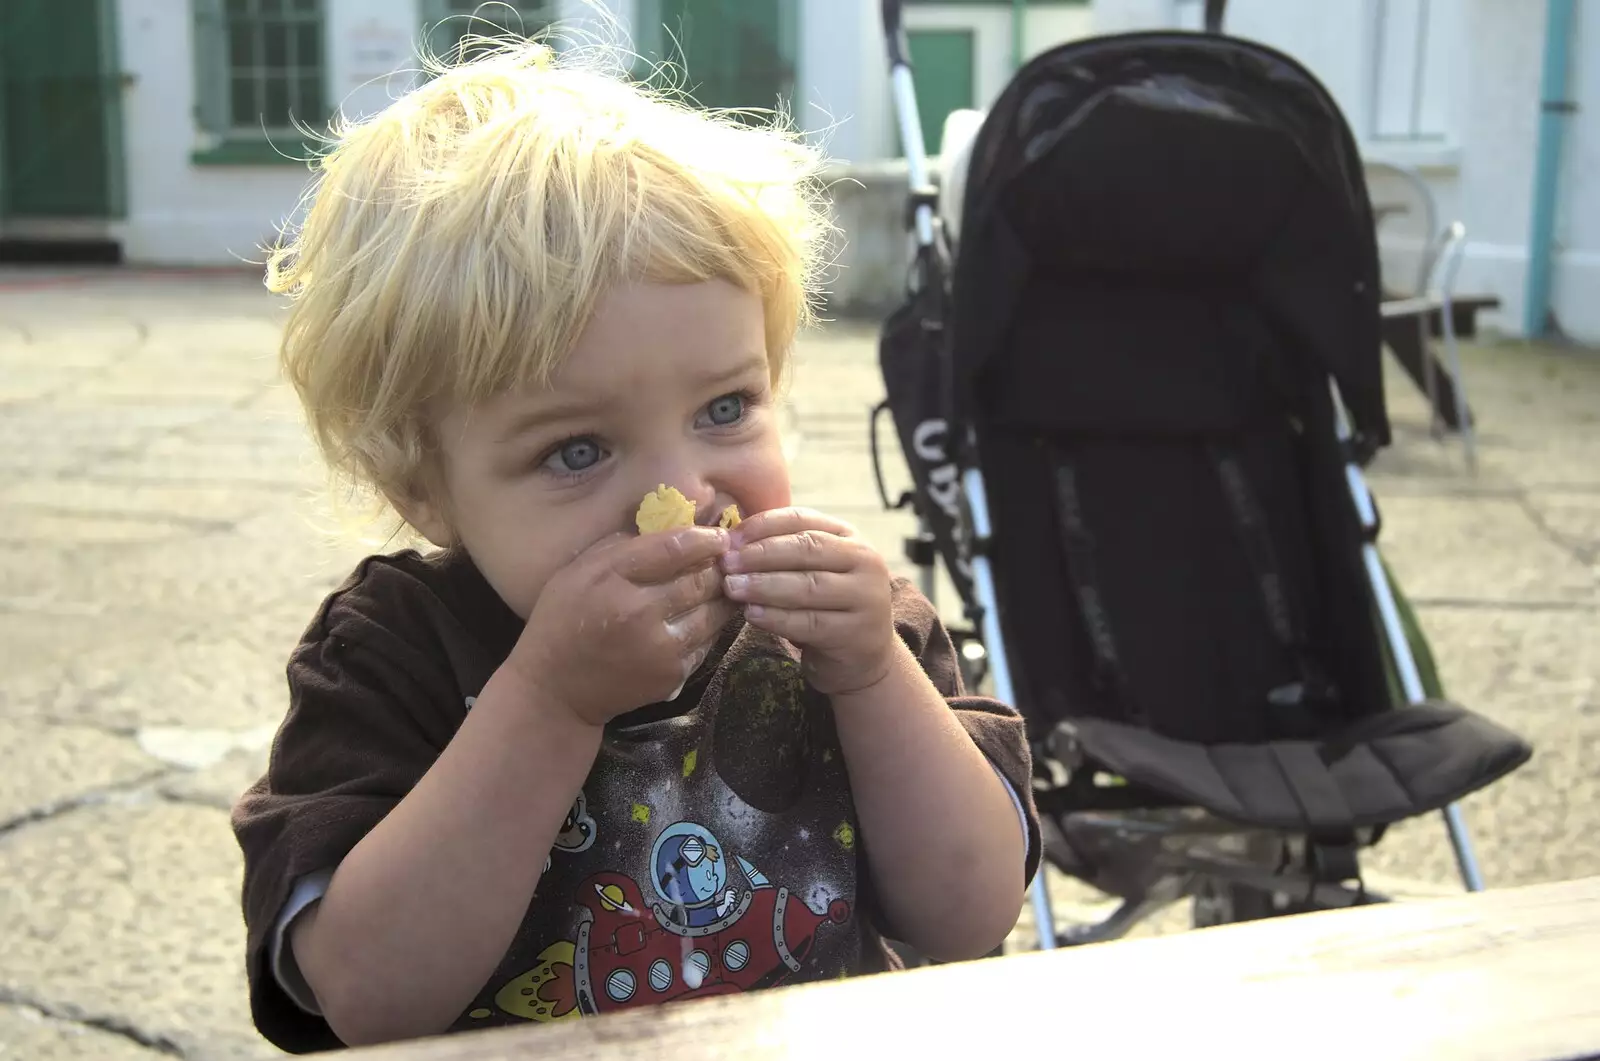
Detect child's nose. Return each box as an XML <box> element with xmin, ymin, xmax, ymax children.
<box><xmin>681</xmin><ymin>483</ymin><xmax>718</xmax><ymax>524</ymax></box>
<box><xmin>639</xmin><ymin>468</ymin><xmax>717</xmax><ymax>523</ymax></box>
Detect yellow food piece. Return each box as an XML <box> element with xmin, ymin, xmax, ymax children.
<box><xmin>718</xmin><ymin>504</ymin><xmax>742</xmax><ymax>529</ymax></box>
<box><xmin>635</xmin><ymin>484</ymin><xmax>696</xmax><ymax>534</ymax></box>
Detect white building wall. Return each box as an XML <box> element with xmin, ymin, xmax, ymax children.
<box><xmin>1092</xmin><ymin>0</ymin><xmax>1599</xmax><ymax>344</ymax></box>
<box><xmin>1450</xmin><ymin>0</ymin><xmax>1544</xmax><ymax>338</ymax></box>
<box><xmin>328</xmin><ymin>0</ymin><xmax>428</xmax><ymax>122</ymax></box>
<box><xmin>109</xmin><ymin>0</ymin><xmax>1591</xmax><ymax>339</ymax></box>
<box><xmin>1025</xmin><ymin>5</ymin><xmax>1096</xmax><ymax>56</ymax></box>
<box><xmin>113</xmin><ymin>0</ymin><xmax>431</xmax><ymax>267</ymax></box>
<box><xmin>116</xmin><ymin>3</ymin><xmax>309</xmax><ymax>265</ymax></box>
<box><xmin>114</xmin><ymin>0</ymin><xmax>862</xmax><ymax>262</ymax></box>
<box><xmin>794</xmin><ymin>0</ymin><xmax>889</xmax><ymax>163</ymax></box>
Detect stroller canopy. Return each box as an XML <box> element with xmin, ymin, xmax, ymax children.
<box><xmin>949</xmin><ymin>32</ymin><xmax>1390</xmax><ymax>455</ymax></box>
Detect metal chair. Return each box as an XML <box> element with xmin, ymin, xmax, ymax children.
<box><xmin>1429</xmin><ymin>221</ymin><xmax>1477</xmax><ymax>470</ymax></box>
<box><xmin>1364</xmin><ymin>160</ymin><xmax>1441</xmax><ymax>299</ymax></box>
<box><xmin>1364</xmin><ymin>161</ymin><xmax>1478</xmax><ymax>470</ymax></box>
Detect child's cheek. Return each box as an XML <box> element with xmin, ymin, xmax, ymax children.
<box><xmin>748</xmin><ymin>481</ymin><xmax>793</xmax><ymax>515</ymax></box>
<box><xmin>739</xmin><ymin>452</ymin><xmax>794</xmax><ymax>514</ymax></box>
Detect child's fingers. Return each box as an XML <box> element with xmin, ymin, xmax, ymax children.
<box><xmin>741</xmin><ymin>604</ymin><xmax>854</xmax><ymax>644</ymax></box>
<box><xmin>723</xmin><ymin>570</ymin><xmax>856</xmax><ymax>612</ymax></box>
<box><xmin>617</xmin><ymin>526</ymin><xmax>730</xmax><ymax>585</ymax></box>
<box><xmin>721</xmin><ymin>531</ymin><xmax>861</xmax><ymax>575</ymax></box>
<box><xmin>663</xmin><ymin>596</ymin><xmax>738</xmax><ymax>657</ymax></box>
<box><xmin>730</xmin><ymin>507</ymin><xmax>856</xmax><ymax>547</ymax></box>
<box><xmin>654</xmin><ymin>561</ymin><xmax>726</xmax><ymax>619</ymax></box>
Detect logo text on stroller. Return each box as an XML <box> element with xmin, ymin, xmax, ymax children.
<box><xmin>912</xmin><ymin>417</ymin><xmax>974</xmax><ymax>584</ymax></box>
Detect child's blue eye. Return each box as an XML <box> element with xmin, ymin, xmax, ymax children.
<box><xmin>544</xmin><ymin>437</ymin><xmax>604</xmax><ymax>474</ymax></box>
<box><xmin>705</xmin><ymin>394</ymin><xmax>745</xmax><ymax>426</ymax></box>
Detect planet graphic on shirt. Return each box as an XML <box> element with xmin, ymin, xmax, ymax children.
<box><xmin>594</xmin><ymin>881</ymin><xmax>637</xmax><ymax>914</ymax></box>
<box><xmin>493</xmin><ymin>940</ymin><xmax>579</xmax><ymax>1023</ymax></box>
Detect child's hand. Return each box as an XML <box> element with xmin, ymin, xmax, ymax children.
<box><xmin>720</xmin><ymin>508</ymin><xmax>896</xmax><ymax>696</ymax></box>
<box><xmin>511</xmin><ymin>526</ymin><xmax>736</xmax><ymax>726</ymax></box>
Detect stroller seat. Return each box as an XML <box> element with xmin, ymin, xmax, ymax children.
<box><xmin>975</xmin><ymin>243</ymin><xmax>1529</xmax><ymax>918</ymax></box>
<box><xmin>872</xmin><ymin>7</ymin><xmax>1531</xmax><ymax>945</ymax></box>
<box><xmin>976</xmin><ymin>242</ymin><xmax>1528</xmax><ymax>844</ymax></box>
<box><xmin>1056</xmin><ymin>699</ymin><xmax>1525</xmax><ymax>834</ymax></box>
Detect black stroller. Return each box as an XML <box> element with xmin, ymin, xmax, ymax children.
<box><xmin>869</xmin><ymin>0</ymin><xmax>1533</xmax><ymax>947</ymax></box>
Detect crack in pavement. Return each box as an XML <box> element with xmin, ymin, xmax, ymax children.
<box><xmin>54</xmin><ymin>380</ymin><xmax>286</xmax><ymax>484</ymax></box>
<box><xmin>0</xmin><ymin>314</ymin><xmax>153</xmax><ymax>410</ymax></box>
<box><xmin>0</xmin><ymin>772</ymin><xmax>181</xmax><ymax>841</ymax></box>
<box><xmin>1376</xmin><ymin>465</ymin><xmax>1600</xmax><ymax>574</ymax></box>
<box><xmin>3</xmin><ymin>714</ymin><xmax>139</xmax><ymax>739</ymax></box>
<box><xmin>0</xmin><ymin>986</ymin><xmax>188</xmax><ymax>1057</ymax></box>
<box><xmin>1513</xmin><ymin>491</ymin><xmax>1599</xmax><ymax>568</ymax></box>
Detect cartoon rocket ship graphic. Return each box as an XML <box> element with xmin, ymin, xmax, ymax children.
<box><xmin>569</xmin><ymin>848</ymin><xmax>850</xmax><ymax>1014</ymax></box>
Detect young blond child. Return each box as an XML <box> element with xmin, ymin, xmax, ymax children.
<box><xmin>232</xmin><ymin>35</ymin><xmax>1039</xmax><ymax>1053</ymax></box>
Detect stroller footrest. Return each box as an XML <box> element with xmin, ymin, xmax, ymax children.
<box><xmin>1056</xmin><ymin>701</ymin><xmax>1531</xmax><ymax>832</ymax></box>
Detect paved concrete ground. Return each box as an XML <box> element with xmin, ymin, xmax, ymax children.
<box><xmin>1</xmin><ymin>270</ymin><xmax>1597</xmax><ymax>1058</ymax></box>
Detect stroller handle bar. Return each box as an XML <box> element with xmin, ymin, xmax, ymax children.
<box><xmin>879</xmin><ymin>0</ymin><xmax>936</xmax><ymax>250</ymax></box>
<box><xmin>881</xmin><ymin>0</ymin><xmax>909</xmax><ymax>68</ymax></box>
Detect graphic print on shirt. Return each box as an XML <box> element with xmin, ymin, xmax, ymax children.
<box><xmin>491</xmin><ymin>940</ymin><xmax>581</xmax><ymax>1023</ymax></box>
<box><xmin>540</xmin><ymin>790</ymin><xmax>598</xmax><ymax>880</ymax></box>
<box><xmin>495</xmin><ymin>817</ymin><xmax>852</xmax><ymax>1020</ymax></box>
<box><xmin>555</xmin><ymin>792</ymin><xmax>597</xmax><ymax>855</ymax></box>
<box><xmin>474</xmin><ymin>640</ymin><xmax>862</xmax><ymax>1026</ymax></box>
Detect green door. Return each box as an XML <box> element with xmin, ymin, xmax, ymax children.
<box><xmin>904</xmin><ymin>29</ymin><xmax>975</xmax><ymax>154</ymax></box>
<box><xmin>0</xmin><ymin>0</ymin><xmax>126</xmax><ymax>219</ymax></box>
<box><xmin>650</xmin><ymin>0</ymin><xmax>796</xmax><ymax>114</ymax></box>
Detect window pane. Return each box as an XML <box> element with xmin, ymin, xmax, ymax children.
<box><xmin>263</xmin><ymin>22</ymin><xmax>288</xmax><ymax>67</ymax></box>
<box><xmin>230</xmin><ymin>75</ymin><xmax>259</xmax><ymax>125</ymax></box>
<box><xmin>296</xmin><ymin>23</ymin><xmax>319</xmax><ymax>66</ymax></box>
<box><xmin>228</xmin><ymin>23</ymin><xmax>255</xmax><ymax>68</ymax></box>
<box><xmin>263</xmin><ymin>73</ymin><xmax>290</xmax><ymax>125</ymax></box>
<box><xmin>298</xmin><ymin>76</ymin><xmax>323</xmax><ymax>119</ymax></box>
<box><xmin>217</xmin><ymin>0</ymin><xmax>326</xmax><ymax>129</ymax></box>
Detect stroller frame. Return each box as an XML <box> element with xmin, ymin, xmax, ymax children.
<box><xmin>875</xmin><ymin>0</ymin><xmax>1488</xmax><ymax>951</ymax></box>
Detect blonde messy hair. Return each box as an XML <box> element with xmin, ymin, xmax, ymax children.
<box><xmin>267</xmin><ymin>31</ymin><xmax>831</xmax><ymax>511</ymax></box>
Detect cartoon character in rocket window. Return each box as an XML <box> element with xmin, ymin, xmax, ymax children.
<box><xmin>654</xmin><ymin>820</ymin><xmax>740</xmax><ymax>927</ymax></box>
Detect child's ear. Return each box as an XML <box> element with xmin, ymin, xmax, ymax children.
<box><xmin>388</xmin><ymin>487</ymin><xmax>453</xmax><ymax>548</ymax></box>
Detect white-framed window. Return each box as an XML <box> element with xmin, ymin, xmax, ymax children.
<box><xmin>193</xmin><ymin>0</ymin><xmax>327</xmax><ymax>143</ymax></box>
<box><xmin>1366</xmin><ymin>0</ymin><xmax>1452</xmax><ymax>143</ymax></box>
